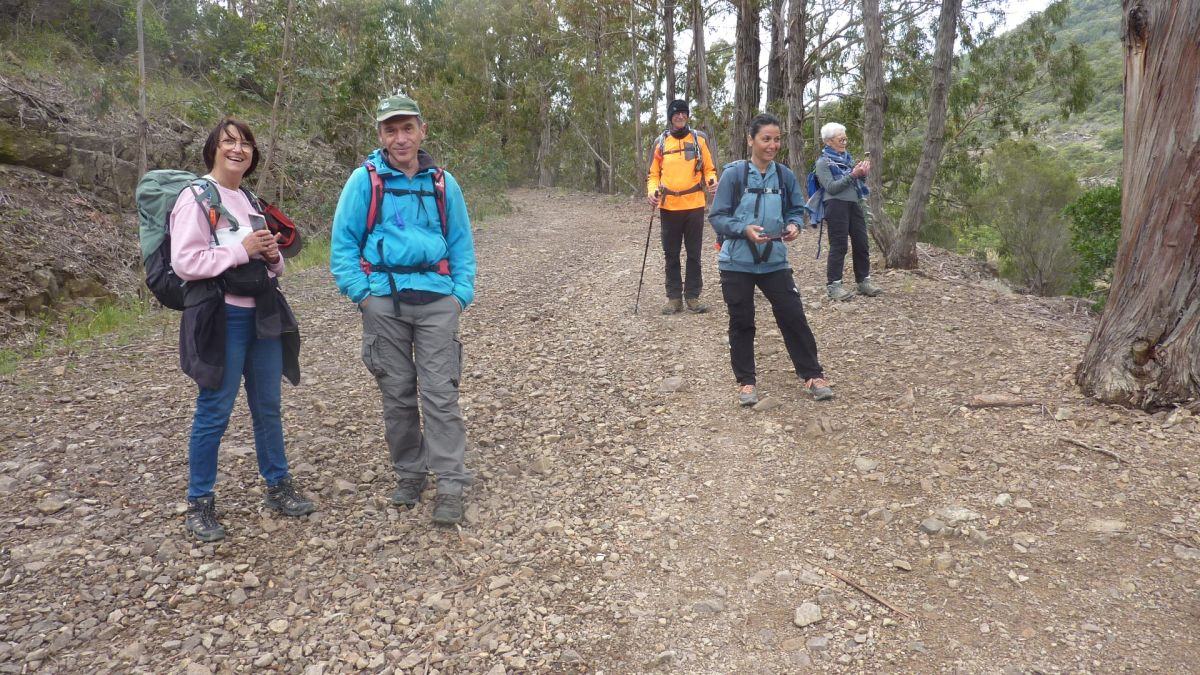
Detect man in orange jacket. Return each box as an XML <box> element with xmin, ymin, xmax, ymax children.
<box><xmin>646</xmin><ymin>99</ymin><xmax>718</xmax><ymax>314</ymax></box>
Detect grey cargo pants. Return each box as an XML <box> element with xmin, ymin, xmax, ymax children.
<box><xmin>360</xmin><ymin>295</ymin><xmax>470</xmax><ymax>494</ymax></box>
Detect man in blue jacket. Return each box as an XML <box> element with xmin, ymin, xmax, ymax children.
<box><xmin>330</xmin><ymin>92</ymin><xmax>477</xmax><ymax>526</ymax></box>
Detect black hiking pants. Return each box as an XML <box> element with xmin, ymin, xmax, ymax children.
<box><xmin>720</xmin><ymin>268</ymin><xmax>824</xmax><ymax>386</ymax></box>
<box><xmin>825</xmin><ymin>199</ymin><xmax>870</xmax><ymax>284</ymax></box>
<box><xmin>660</xmin><ymin>207</ymin><xmax>705</xmax><ymax>299</ymax></box>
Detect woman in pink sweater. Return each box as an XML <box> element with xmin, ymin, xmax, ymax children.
<box><xmin>171</xmin><ymin>117</ymin><xmax>314</xmax><ymax>542</ymax></box>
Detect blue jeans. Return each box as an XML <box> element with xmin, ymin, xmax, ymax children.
<box><xmin>187</xmin><ymin>304</ymin><xmax>289</xmax><ymax>498</ymax></box>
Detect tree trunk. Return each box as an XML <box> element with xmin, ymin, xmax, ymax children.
<box><xmin>136</xmin><ymin>0</ymin><xmax>147</xmax><ymax>182</ymax></box>
<box><xmin>811</xmin><ymin>65</ymin><xmax>821</xmax><ymax>149</ymax></box>
<box><xmin>274</xmin><ymin>84</ymin><xmax>297</xmax><ymax>203</ymax></box>
<box><xmin>664</xmin><ymin>0</ymin><xmax>676</xmax><ymax>103</ymax></box>
<box><xmin>730</xmin><ymin>0</ymin><xmax>760</xmax><ymax>161</ymax></box>
<box><xmin>766</xmin><ymin>0</ymin><xmax>786</xmax><ymax>113</ymax></box>
<box><xmin>785</xmin><ymin>0</ymin><xmax>807</xmax><ymax>173</ymax></box>
<box><xmin>885</xmin><ymin>0</ymin><xmax>960</xmax><ymax>269</ymax></box>
<box><xmin>1076</xmin><ymin>0</ymin><xmax>1200</xmax><ymax>409</ymax></box>
<box><xmin>536</xmin><ymin>97</ymin><xmax>556</xmax><ymax>187</ymax></box>
<box><xmin>692</xmin><ymin>0</ymin><xmax>715</xmax><ymax>161</ymax></box>
<box><xmin>862</xmin><ymin>0</ymin><xmax>896</xmax><ymax>251</ymax></box>
<box><xmin>255</xmin><ymin>0</ymin><xmax>296</xmax><ymax>195</ymax></box>
<box><xmin>631</xmin><ymin>0</ymin><xmax>645</xmax><ymax>182</ymax></box>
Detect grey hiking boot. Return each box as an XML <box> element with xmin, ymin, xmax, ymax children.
<box><xmin>431</xmin><ymin>493</ymin><xmax>465</xmax><ymax>526</ymax></box>
<box><xmin>804</xmin><ymin>377</ymin><xmax>835</xmax><ymax>401</ymax></box>
<box><xmin>264</xmin><ymin>478</ymin><xmax>316</xmax><ymax>517</ymax></box>
<box><xmin>738</xmin><ymin>384</ymin><xmax>759</xmax><ymax>407</ymax></box>
<box><xmin>390</xmin><ymin>475</ymin><xmax>427</xmax><ymax>509</ymax></box>
<box><xmin>827</xmin><ymin>281</ymin><xmax>855</xmax><ymax>302</ymax></box>
<box><xmin>185</xmin><ymin>494</ymin><xmax>225</xmax><ymax>542</ymax></box>
<box><xmin>685</xmin><ymin>297</ymin><xmax>709</xmax><ymax>314</ymax></box>
<box><xmin>661</xmin><ymin>298</ymin><xmax>683</xmax><ymax>315</ymax></box>
<box><xmin>857</xmin><ymin>277</ymin><xmax>883</xmax><ymax>297</ymax></box>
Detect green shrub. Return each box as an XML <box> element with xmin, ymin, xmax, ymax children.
<box><xmin>971</xmin><ymin>140</ymin><xmax>1080</xmax><ymax>295</ymax></box>
<box><xmin>1065</xmin><ymin>184</ymin><xmax>1121</xmax><ymax>306</ymax></box>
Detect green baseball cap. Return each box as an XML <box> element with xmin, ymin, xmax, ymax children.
<box><xmin>375</xmin><ymin>93</ymin><xmax>421</xmax><ymax>123</ymax></box>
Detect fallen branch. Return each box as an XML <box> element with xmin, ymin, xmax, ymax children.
<box><xmin>1057</xmin><ymin>436</ymin><xmax>1123</xmax><ymax>463</ymax></box>
<box><xmin>812</xmin><ymin>562</ymin><xmax>911</xmax><ymax>619</ymax></box>
<box><xmin>1155</xmin><ymin>529</ymin><xmax>1199</xmax><ymax>549</ymax></box>
<box><xmin>965</xmin><ymin>393</ymin><xmax>1041</xmax><ymax>408</ymax></box>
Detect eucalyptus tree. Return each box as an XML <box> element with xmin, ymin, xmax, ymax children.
<box><xmin>1077</xmin><ymin>0</ymin><xmax>1200</xmax><ymax>408</ymax></box>
<box><xmin>730</xmin><ymin>0</ymin><xmax>760</xmax><ymax>160</ymax></box>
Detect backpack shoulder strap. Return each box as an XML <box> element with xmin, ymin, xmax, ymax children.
<box><xmin>187</xmin><ymin>178</ymin><xmax>227</xmax><ymax>235</ymax></box>
<box><xmin>431</xmin><ymin>167</ymin><xmax>448</xmax><ymax>237</ymax></box>
<box><xmin>363</xmin><ymin>161</ymin><xmax>384</xmax><ymax>235</ymax></box>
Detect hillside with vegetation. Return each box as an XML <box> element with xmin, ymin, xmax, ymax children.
<box><xmin>1034</xmin><ymin>0</ymin><xmax>1123</xmax><ymax>182</ymax></box>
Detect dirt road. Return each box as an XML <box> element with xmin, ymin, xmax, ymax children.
<box><xmin>1</xmin><ymin>188</ymin><xmax>1197</xmax><ymax>673</ymax></box>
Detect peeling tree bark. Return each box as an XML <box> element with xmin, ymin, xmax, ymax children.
<box><xmin>785</xmin><ymin>0</ymin><xmax>807</xmax><ymax>173</ymax></box>
<box><xmin>1076</xmin><ymin>0</ymin><xmax>1200</xmax><ymax>409</ymax></box>
<box><xmin>862</xmin><ymin>0</ymin><xmax>896</xmax><ymax>249</ymax></box>
<box><xmin>664</xmin><ymin>0</ymin><xmax>677</xmax><ymax>103</ymax></box>
<box><xmin>883</xmin><ymin>0</ymin><xmax>960</xmax><ymax>269</ymax></box>
<box><xmin>691</xmin><ymin>0</ymin><xmax>715</xmax><ymax>159</ymax></box>
<box><xmin>730</xmin><ymin>0</ymin><xmax>760</xmax><ymax>161</ymax></box>
<box><xmin>765</xmin><ymin>0</ymin><xmax>786</xmax><ymax>112</ymax></box>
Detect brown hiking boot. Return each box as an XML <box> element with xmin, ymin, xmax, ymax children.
<box><xmin>685</xmin><ymin>297</ymin><xmax>709</xmax><ymax>313</ymax></box>
<box><xmin>661</xmin><ymin>298</ymin><xmax>683</xmax><ymax>315</ymax></box>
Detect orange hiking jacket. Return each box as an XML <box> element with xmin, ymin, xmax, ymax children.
<box><xmin>646</xmin><ymin>129</ymin><xmax>717</xmax><ymax>211</ymax></box>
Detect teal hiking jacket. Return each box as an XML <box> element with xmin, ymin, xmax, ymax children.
<box><xmin>330</xmin><ymin>149</ymin><xmax>476</xmax><ymax>308</ymax></box>
<box><xmin>709</xmin><ymin>160</ymin><xmax>807</xmax><ymax>274</ymax></box>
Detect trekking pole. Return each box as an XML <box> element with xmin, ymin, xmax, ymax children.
<box><xmin>814</xmin><ymin>221</ymin><xmax>825</xmax><ymax>260</ymax></box>
<box><xmin>634</xmin><ymin>195</ymin><xmax>658</xmax><ymax>315</ymax></box>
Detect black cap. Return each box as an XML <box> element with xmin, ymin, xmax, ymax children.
<box><xmin>667</xmin><ymin>99</ymin><xmax>689</xmax><ymax>118</ymax></box>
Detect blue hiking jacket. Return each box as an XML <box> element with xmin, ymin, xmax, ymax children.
<box><xmin>709</xmin><ymin>160</ymin><xmax>807</xmax><ymax>274</ymax></box>
<box><xmin>330</xmin><ymin>149</ymin><xmax>476</xmax><ymax>308</ymax></box>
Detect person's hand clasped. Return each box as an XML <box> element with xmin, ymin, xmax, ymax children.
<box><xmin>705</xmin><ymin>179</ymin><xmax>718</xmax><ymax>196</ymax></box>
<box><xmin>646</xmin><ymin>192</ymin><xmax>661</xmax><ymax>207</ymax></box>
<box><xmin>852</xmin><ymin>160</ymin><xmax>872</xmax><ymax>177</ymax></box>
<box><xmin>262</xmin><ymin>232</ymin><xmax>283</xmax><ymax>263</ymax></box>
<box><xmin>781</xmin><ymin>223</ymin><xmax>799</xmax><ymax>242</ymax></box>
<box><xmin>744</xmin><ymin>224</ymin><xmax>770</xmax><ymax>244</ymax></box>
<box><xmin>241</xmin><ymin>229</ymin><xmax>277</xmax><ymax>258</ymax></box>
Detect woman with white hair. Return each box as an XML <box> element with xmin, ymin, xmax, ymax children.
<box><xmin>815</xmin><ymin>122</ymin><xmax>881</xmax><ymax>301</ymax></box>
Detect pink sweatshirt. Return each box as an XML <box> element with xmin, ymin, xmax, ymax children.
<box><xmin>170</xmin><ymin>179</ymin><xmax>284</xmax><ymax>308</ymax></box>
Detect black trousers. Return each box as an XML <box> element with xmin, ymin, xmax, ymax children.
<box><xmin>825</xmin><ymin>199</ymin><xmax>870</xmax><ymax>284</ymax></box>
<box><xmin>660</xmin><ymin>207</ymin><xmax>705</xmax><ymax>299</ymax></box>
<box><xmin>720</xmin><ymin>268</ymin><xmax>824</xmax><ymax>386</ymax></box>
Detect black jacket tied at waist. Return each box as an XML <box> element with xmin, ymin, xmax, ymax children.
<box><xmin>179</xmin><ymin>283</ymin><xmax>301</xmax><ymax>390</ymax></box>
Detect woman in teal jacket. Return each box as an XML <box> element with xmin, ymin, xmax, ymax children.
<box><xmin>709</xmin><ymin>113</ymin><xmax>833</xmax><ymax>406</ymax></box>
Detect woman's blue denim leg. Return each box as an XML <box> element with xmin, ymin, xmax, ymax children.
<box><xmin>243</xmin><ymin>325</ymin><xmax>289</xmax><ymax>487</ymax></box>
<box><xmin>187</xmin><ymin>305</ymin><xmax>252</xmax><ymax>498</ymax></box>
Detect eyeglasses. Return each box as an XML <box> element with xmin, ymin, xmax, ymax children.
<box><xmin>219</xmin><ymin>138</ymin><xmax>255</xmax><ymax>151</ymax></box>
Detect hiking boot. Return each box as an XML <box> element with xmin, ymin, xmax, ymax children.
<box><xmin>685</xmin><ymin>297</ymin><xmax>709</xmax><ymax>314</ymax></box>
<box><xmin>738</xmin><ymin>384</ymin><xmax>759</xmax><ymax>407</ymax></box>
<box><xmin>661</xmin><ymin>298</ymin><xmax>683</xmax><ymax>315</ymax></box>
<box><xmin>804</xmin><ymin>377</ymin><xmax>835</xmax><ymax>401</ymax></box>
<box><xmin>857</xmin><ymin>277</ymin><xmax>883</xmax><ymax>297</ymax></box>
<box><xmin>390</xmin><ymin>475</ymin><xmax>427</xmax><ymax>509</ymax></box>
<box><xmin>431</xmin><ymin>493</ymin><xmax>465</xmax><ymax>526</ymax></box>
<box><xmin>827</xmin><ymin>281</ymin><xmax>855</xmax><ymax>302</ymax></box>
<box><xmin>264</xmin><ymin>478</ymin><xmax>316</xmax><ymax>517</ymax></box>
<box><xmin>184</xmin><ymin>494</ymin><xmax>225</xmax><ymax>543</ymax></box>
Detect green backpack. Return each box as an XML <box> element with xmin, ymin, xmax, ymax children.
<box><xmin>135</xmin><ymin>170</ymin><xmax>235</xmax><ymax>309</ymax></box>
